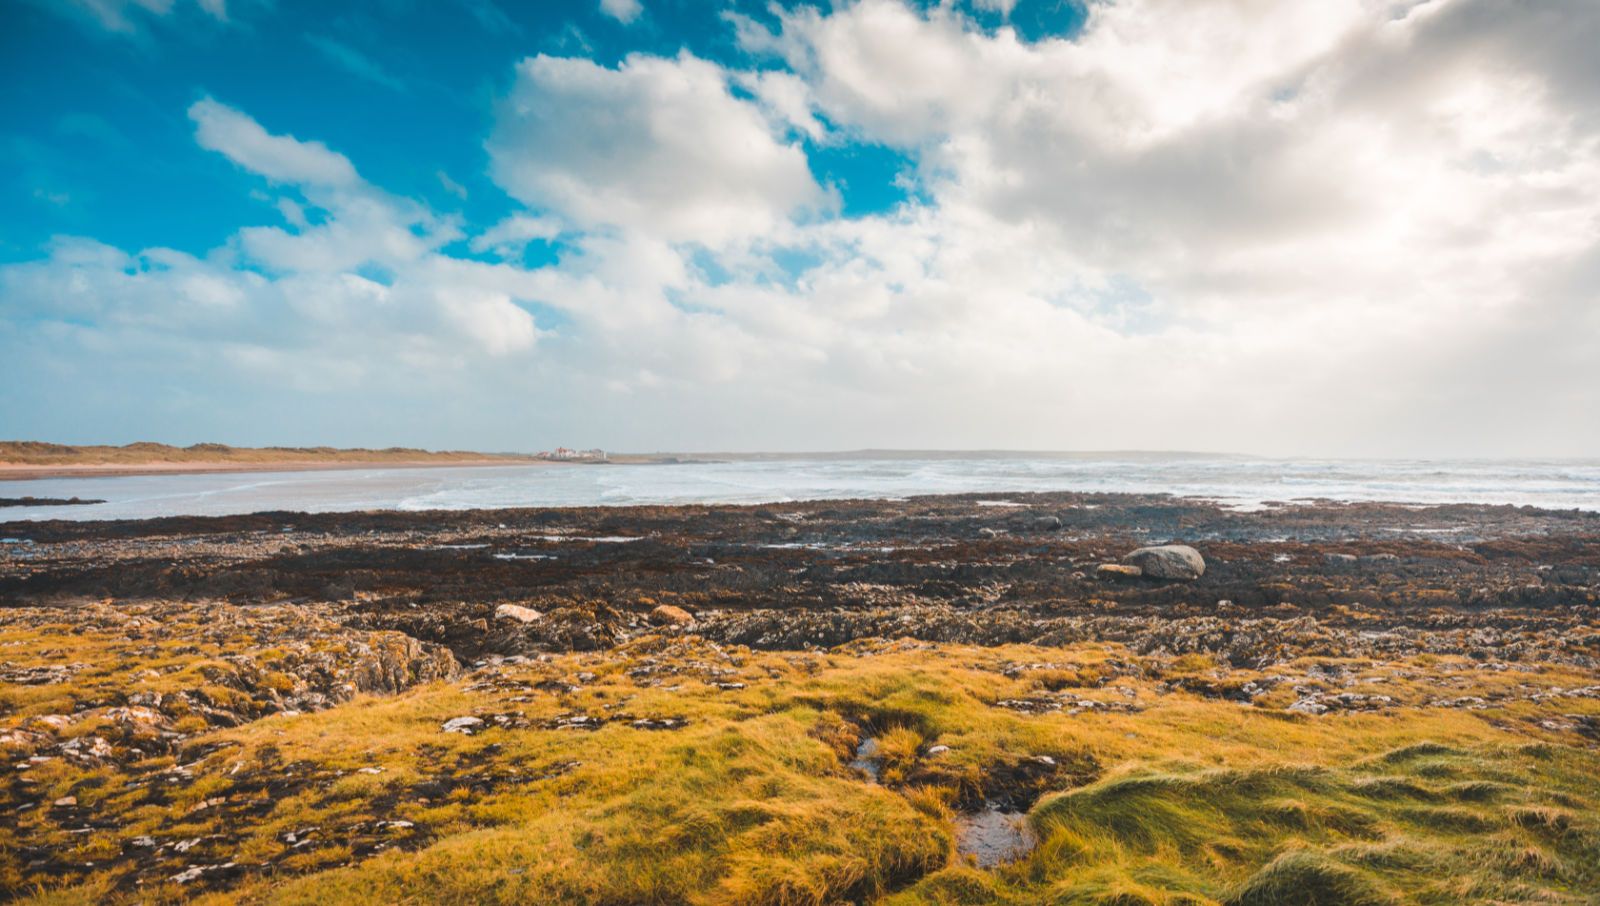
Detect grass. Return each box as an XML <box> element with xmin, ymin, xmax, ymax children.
<box><xmin>3</xmin><ymin>627</ymin><xmax>1599</xmax><ymax>905</ymax></box>
<box><xmin>948</xmin><ymin>745</ymin><xmax>1598</xmax><ymax>904</ymax></box>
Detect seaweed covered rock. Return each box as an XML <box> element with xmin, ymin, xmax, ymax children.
<box><xmin>1096</xmin><ymin>563</ymin><xmax>1143</xmax><ymax>581</ymax></box>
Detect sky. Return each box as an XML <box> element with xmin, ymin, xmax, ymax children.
<box><xmin>1</xmin><ymin>0</ymin><xmax>1597</xmax><ymax>457</ymax></box>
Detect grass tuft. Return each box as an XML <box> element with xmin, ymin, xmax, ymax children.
<box><xmin>1224</xmin><ymin>849</ymin><xmax>1390</xmax><ymax>906</ymax></box>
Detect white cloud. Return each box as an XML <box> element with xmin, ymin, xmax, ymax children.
<box><xmin>4</xmin><ymin>102</ymin><xmax>539</xmax><ymax>380</ymax></box>
<box><xmin>675</xmin><ymin>0</ymin><xmax>1600</xmax><ymax>455</ymax></box>
<box><xmin>470</xmin><ymin>214</ymin><xmax>563</xmax><ymax>258</ymax></box>
<box><xmin>436</xmin><ymin>170</ymin><xmax>469</xmax><ymax>200</ymax></box>
<box><xmin>189</xmin><ymin>98</ymin><xmax>361</xmax><ymax>189</ymax></box>
<box><xmin>734</xmin><ymin>70</ymin><xmax>826</xmax><ymax>142</ymax></box>
<box><xmin>488</xmin><ymin>53</ymin><xmax>825</xmax><ymax>244</ymax></box>
<box><xmin>598</xmin><ymin>0</ymin><xmax>642</xmax><ymax>25</ymax></box>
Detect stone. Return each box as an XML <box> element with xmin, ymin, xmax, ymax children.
<box><xmin>630</xmin><ymin>717</ymin><xmax>688</xmax><ymax>730</ymax></box>
<box><xmin>102</xmin><ymin>706</ymin><xmax>165</xmax><ymax>728</ymax></box>
<box><xmin>1096</xmin><ymin>563</ymin><xmax>1143</xmax><ymax>581</ymax></box>
<box><xmin>441</xmin><ymin>716</ymin><xmax>484</xmax><ymax>734</ymax></box>
<box><xmin>60</xmin><ymin>736</ymin><xmax>113</xmax><ymax>762</ymax></box>
<box><xmin>53</xmin><ymin>796</ymin><xmax>76</xmax><ymax>807</ymax></box>
<box><xmin>649</xmin><ymin>604</ymin><xmax>696</xmax><ymax>626</ymax></box>
<box><xmin>1122</xmin><ymin>545</ymin><xmax>1206</xmax><ymax>580</ymax></box>
<box><xmin>494</xmin><ymin>604</ymin><xmax>543</xmax><ymax>624</ymax></box>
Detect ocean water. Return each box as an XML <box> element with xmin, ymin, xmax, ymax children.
<box><xmin>3</xmin><ymin>455</ymin><xmax>1599</xmax><ymax>522</ymax></box>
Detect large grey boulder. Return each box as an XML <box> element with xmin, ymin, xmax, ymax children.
<box><xmin>1122</xmin><ymin>544</ymin><xmax>1206</xmax><ymax>580</ymax></box>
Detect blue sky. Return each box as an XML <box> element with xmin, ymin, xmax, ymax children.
<box><xmin>3</xmin><ymin>0</ymin><xmax>1045</xmax><ymax>262</ymax></box>
<box><xmin>1</xmin><ymin>0</ymin><xmax>1597</xmax><ymax>455</ymax></box>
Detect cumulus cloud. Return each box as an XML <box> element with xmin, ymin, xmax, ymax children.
<box><xmin>488</xmin><ymin>53</ymin><xmax>825</xmax><ymax>244</ymax></box>
<box><xmin>699</xmin><ymin>0</ymin><xmax>1600</xmax><ymax>454</ymax></box>
<box><xmin>5</xmin><ymin>100</ymin><xmax>540</xmax><ymax>389</ymax></box>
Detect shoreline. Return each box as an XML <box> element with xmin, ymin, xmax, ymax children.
<box><xmin>0</xmin><ymin>457</ymin><xmax>558</xmax><ymax>482</ymax></box>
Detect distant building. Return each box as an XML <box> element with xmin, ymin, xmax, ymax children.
<box><xmin>536</xmin><ymin>447</ymin><xmax>608</xmax><ymax>462</ymax></box>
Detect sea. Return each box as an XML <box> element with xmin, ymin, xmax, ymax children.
<box><xmin>3</xmin><ymin>454</ymin><xmax>1599</xmax><ymax>522</ymax></box>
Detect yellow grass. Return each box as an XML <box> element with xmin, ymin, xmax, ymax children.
<box><xmin>3</xmin><ymin>632</ymin><xmax>1598</xmax><ymax>905</ymax></box>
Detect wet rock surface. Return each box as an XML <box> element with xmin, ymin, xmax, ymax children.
<box><xmin>0</xmin><ymin>497</ymin><xmax>104</xmax><ymax>509</ymax></box>
<box><xmin>955</xmin><ymin>805</ymin><xmax>1037</xmax><ymax>868</ymax></box>
<box><xmin>4</xmin><ymin>492</ymin><xmax>1596</xmax><ymax>668</ymax></box>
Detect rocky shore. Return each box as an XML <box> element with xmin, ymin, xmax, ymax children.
<box><xmin>2</xmin><ymin>492</ymin><xmax>1597</xmax><ymax>903</ymax></box>
<box><xmin>0</xmin><ymin>497</ymin><xmax>103</xmax><ymax>509</ymax></box>
<box><xmin>6</xmin><ymin>492</ymin><xmax>1597</xmax><ymax>665</ymax></box>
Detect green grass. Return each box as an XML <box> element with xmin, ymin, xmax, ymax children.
<box><xmin>890</xmin><ymin>742</ymin><xmax>1599</xmax><ymax>905</ymax></box>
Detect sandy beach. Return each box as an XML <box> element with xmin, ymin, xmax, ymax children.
<box><xmin>0</xmin><ymin>458</ymin><xmax>549</xmax><ymax>482</ymax></box>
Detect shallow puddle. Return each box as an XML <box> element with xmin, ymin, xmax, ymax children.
<box><xmin>849</xmin><ymin>737</ymin><xmax>882</xmax><ymax>781</ymax></box>
<box><xmin>955</xmin><ymin>804</ymin><xmax>1037</xmax><ymax>868</ymax></box>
